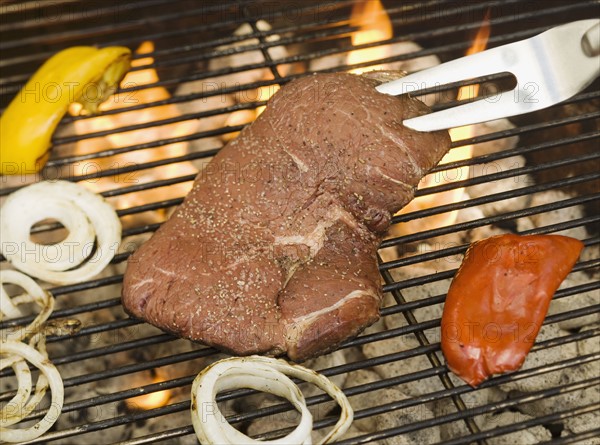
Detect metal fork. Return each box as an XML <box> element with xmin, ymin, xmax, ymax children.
<box><xmin>375</xmin><ymin>19</ymin><xmax>600</xmax><ymax>132</ymax></box>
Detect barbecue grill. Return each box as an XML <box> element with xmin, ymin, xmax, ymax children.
<box><xmin>1</xmin><ymin>0</ymin><xmax>599</xmax><ymax>444</ymax></box>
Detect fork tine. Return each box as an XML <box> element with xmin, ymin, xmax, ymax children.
<box><xmin>375</xmin><ymin>42</ymin><xmax>524</xmax><ymax>96</ymax></box>
<box><xmin>377</xmin><ymin>19</ymin><xmax>600</xmax><ymax>132</ymax></box>
<box><xmin>403</xmin><ymin>91</ymin><xmax>538</xmax><ymax>132</ymax></box>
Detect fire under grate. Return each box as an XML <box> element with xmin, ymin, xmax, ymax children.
<box><xmin>0</xmin><ymin>1</ymin><xmax>599</xmax><ymax>444</ymax></box>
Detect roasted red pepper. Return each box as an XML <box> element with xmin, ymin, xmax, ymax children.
<box><xmin>441</xmin><ymin>234</ymin><xmax>584</xmax><ymax>387</ymax></box>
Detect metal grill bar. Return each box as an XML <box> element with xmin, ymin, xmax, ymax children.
<box><xmin>0</xmin><ymin>0</ymin><xmax>173</xmax><ymax>32</ymax></box>
<box><xmin>12</xmin><ymin>163</ymin><xmax>597</xmax><ymax>245</ymax></box>
<box><xmin>1</xmin><ymin>197</ymin><xmax>596</xmax><ymax>300</ymax></box>
<box><xmin>3</xmin><ymin>281</ymin><xmax>597</xmax><ymax>384</ymax></box>
<box><xmin>0</xmin><ymin>0</ymin><xmax>78</xmax><ymax>15</ymax></box>
<box><xmin>66</xmin><ymin>131</ymin><xmax>599</xmax><ymax>188</ymax></box>
<box><xmin>439</xmin><ymin>400</ymin><xmax>600</xmax><ymax>445</ymax></box>
<box><xmin>392</xmin><ymin>172</ymin><xmax>599</xmax><ymax>224</ymax></box>
<box><xmin>383</xmin><ymin>192</ymin><xmax>600</xmax><ymax>249</ymax></box>
<box><xmin>380</xmin><ymin>256</ymin><xmax>484</xmax><ymax>439</ymax></box>
<box><xmin>1</xmin><ymin>0</ymin><xmax>599</xmax><ymax>443</ymax></box>
<box><xmin>19</xmin><ymin>342</ymin><xmax>600</xmax><ymax>444</ymax></box>
<box><xmin>1</xmin><ymin>189</ymin><xmax>597</xmax><ymax>317</ymax></box>
<box><xmin>383</xmin><ymin>254</ymin><xmax>600</xmax><ymax>294</ymax></box>
<box><xmin>3</xmin><ymin>0</ymin><xmax>592</xmax><ymax>110</ymax></box>
<box><xmin>0</xmin><ymin>0</ymin><xmax>354</xmax><ymax>71</ymax></box>
<box><xmin>256</xmin><ymin>355</ymin><xmax>600</xmax><ymax>444</ymax></box>
<box><xmin>0</xmin><ymin>1</ymin><xmax>250</xmax><ymax>51</ymax></box>
<box><xmin>0</xmin><ymin>114</ymin><xmax>595</xmax><ymax>201</ymax></box>
<box><xmin>44</xmin><ymin>97</ymin><xmax>600</xmax><ymax>174</ymax></box>
<box><xmin>541</xmin><ymin>427</ymin><xmax>600</xmax><ymax>445</ymax></box>
<box><xmin>40</xmin><ymin>84</ymin><xmax>597</xmax><ymax>148</ymax></box>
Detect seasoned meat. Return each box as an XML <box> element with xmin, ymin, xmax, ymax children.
<box><xmin>122</xmin><ymin>72</ymin><xmax>450</xmax><ymax>361</ymax></box>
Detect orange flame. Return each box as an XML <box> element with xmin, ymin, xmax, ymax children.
<box><xmin>394</xmin><ymin>15</ymin><xmax>491</xmax><ymax>236</ymax></box>
<box><xmin>220</xmin><ymin>21</ymin><xmax>285</xmax><ymax>141</ymax></box>
<box><xmin>457</xmin><ymin>14</ymin><xmax>491</xmax><ymax>101</ymax></box>
<box><xmin>70</xmin><ymin>41</ymin><xmax>198</xmax><ymax>223</ymax></box>
<box><xmin>223</xmin><ymin>84</ymin><xmax>281</xmax><ymax>142</ymax></box>
<box><xmin>445</xmin><ymin>13</ymin><xmax>491</xmax><ymax>185</ymax></box>
<box><xmin>348</xmin><ymin>0</ymin><xmax>393</xmax><ymax>73</ymax></box>
<box><xmin>126</xmin><ymin>375</ymin><xmax>171</xmax><ymax>411</ymax></box>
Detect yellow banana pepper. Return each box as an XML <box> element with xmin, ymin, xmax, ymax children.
<box><xmin>0</xmin><ymin>46</ymin><xmax>131</xmax><ymax>175</ymax></box>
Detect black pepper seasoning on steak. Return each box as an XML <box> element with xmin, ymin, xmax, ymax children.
<box><xmin>122</xmin><ymin>72</ymin><xmax>450</xmax><ymax>361</ymax></box>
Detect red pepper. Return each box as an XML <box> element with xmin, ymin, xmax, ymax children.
<box><xmin>441</xmin><ymin>234</ymin><xmax>584</xmax><ymax>387</ymax></box>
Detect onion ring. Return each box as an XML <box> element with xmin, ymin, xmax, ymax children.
<box><xmin>0</xmin><ymin>340</ymin><xmax>64</xmax><ymax>442</ymax></box>
<box><xmin>0</xmin><ymin>180</ymin><xmax>122</xmax><ymax>285</ymax></box>
<box><xmin>190</xmin><ymin>356</ymin><xmax>353</xmax><ymax>445</ymax></box>
<box><xmin>0</xmin><ymin>270</ymin><xmax>54</xmax><ymax>342</ymax></box>
<box><xmin>2</xmin><ymin>359</ymin><xmax>33</xmax><ymax>423</ymax></box>
<box><xmin>0</xmin><ymin>285</ymin><xmax>21</xmax><ymax>319</ymax></box>
<box><xmin>1</xmin><ymin>357</ymin><xmax>50</xmax><ymax>429</ymax></box>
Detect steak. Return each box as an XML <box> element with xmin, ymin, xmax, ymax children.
<box><xmin>122</xmin><ymin>72</ymin><xmax>450</xmax><ymax>361</ymax></box>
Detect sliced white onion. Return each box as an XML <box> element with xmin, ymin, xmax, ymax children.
<box><xmin>0</xmin><ymin>270</ymin><xmax>54</xmax><ymax>342</ymax></box>
<box><xmin>0</xmin><ymin>285</ymin><xmax>21</xmax><ymax>319</ymax></box>
<box><xmin>0</xmin><ymin>340</ymin><xmax>64</xmax><ymax>442</ymax></box>
<box><xmin>0</xmin><ymin>180</ymin><xmax>122</xmax><ymax>285</ymax></box>
<box><xmin>1</xmin><ymin>357</ymin><xmax>50</xmax><ymax>428</ymax></box>
<box><xmin>191</xmin><ymin>356</ymin><xmax>353</xmax><ymax>445</ymax></box>
<box><xmin>2</xmin><ymin>359</ymin><xmax>32</xmax><ymax>423</ymax></box>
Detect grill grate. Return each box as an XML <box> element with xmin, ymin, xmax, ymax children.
<box><xmin>1</xmin><ymin>1</ymin><xmax>599</xmax><ymax>444</ymax></box>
